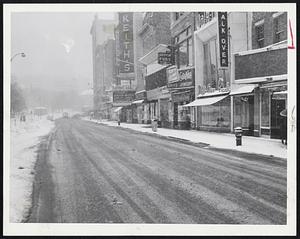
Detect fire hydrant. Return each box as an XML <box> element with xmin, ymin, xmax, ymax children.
<box><xmin>152</xmin><ymin>119</ymin><xmax>158</xmax><ymax>132</ymax></box>
<box><xmin>234</xmin><ymin>127</ymin><xmax>243</xmax><ymax>146</ymax></box>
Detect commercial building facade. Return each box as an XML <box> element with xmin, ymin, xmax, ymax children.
<box><xmin>186</xmin><ymin>12</ymin><xmax>250</xmax><ymax>133</ymax></box>
<box><xmin>231</xmin><ymin>12</ymin><xmax>287</xmax><ymax>138</ymax></box>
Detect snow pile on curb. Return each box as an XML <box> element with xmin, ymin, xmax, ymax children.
<box><xmin>83</xmin><ymin>118</ymin><xmax>287</xmax><ymax>159</ymax></box>
<box><xmin>10</xmin><ymin>116</ymin><xmax>55</xmax><ymax>222</ymax></box>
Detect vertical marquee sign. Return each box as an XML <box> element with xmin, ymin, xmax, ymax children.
<box><xmin>217</xmin><ymin>12</ymin><xmax>229</xmax><ymax>68</ymax></box>
<box><xmin>119</xmin><ymin>12</ymin><xmax>134</xmax><ymax>73</ymax></box>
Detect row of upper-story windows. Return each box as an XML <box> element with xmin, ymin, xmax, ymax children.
<box><xmin>254</xmin><ymin>12</ymin><xmax>287</xmax><ymax>48</ymax></box>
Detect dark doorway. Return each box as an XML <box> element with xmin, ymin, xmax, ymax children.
<box><xmin>247</xmin><ymin>96</ymin><xmax>254</xmax><ymax>136</ymax></box>
<box><xmin>271</xmin><ymin>99</ymin><xmax>286</xmax><ymax>139</ymax></box>
<box><xmin>173</xmin><ymin>103</ymin><xmax>178</xmax><ymax>128</ymax></box>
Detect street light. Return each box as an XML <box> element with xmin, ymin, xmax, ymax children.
<box><xmin>11</xmin><ymin>52</ymin><xmax>26</xmax><ymax>62</ymax></box>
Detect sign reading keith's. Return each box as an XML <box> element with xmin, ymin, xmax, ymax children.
<box><xmin>119</xmin><ymin>12</ymin><xmax>134</xmax><ymax>73</ymax></box>
<box><xmin>218</xmin><ymin>12</ymin><xmax>229</xmax><ymax>68</ymax></box>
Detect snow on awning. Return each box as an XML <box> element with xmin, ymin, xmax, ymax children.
<box><xmin>114</xmin><ymin>107</ymin><xmax>122</xmax><ymax>113</ymax></box>
<box><xmin>183</xmin><ymin>95</ymin><xmax>228</xmax><ymax>107</ymax></box>
<box><xmin>230</xmin><ymin>85</ymin><xmax>256</xmax><ymax>96</ymax></box>
<box><xmin>146</xmin><ymin>63</ymin><xmax>169</xmax><ymax>76</ymax></box>
<box><xmin>273</xmin><ymin>90</ymin><xmax>287</xmax><ymax>95</ymax></box>
<box><xmin>131</xmin><ymin>100</ymin><xmax>144</xmax><ymax>104</ymax></box>
<box><xmin>139</xmin><ymin>44</ymin><xmax>169</xmax><ymax>65</ymax></box>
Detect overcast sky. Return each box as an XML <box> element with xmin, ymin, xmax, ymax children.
<box><xmin>11</xmin><ymin>12</ymin><xmax>115</xmax><ymax>92</ymax></box>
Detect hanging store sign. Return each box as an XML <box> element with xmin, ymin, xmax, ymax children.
<box><xmin>119</xmin><ymin>12</ymin><xmax>134</xmax><ymax>73</ymax></box>
<box><xmin>217</xmin><ymin>12</ymin><xmax>229</xmax><ymax>68</ymax></box>
<box><xmin>158</xmin><ymin>52</ymin><xmax>172</xmax><ymax>65</ymax></box>
<box><xmin>166</xmin><ymin>66</ymin><xmax>179</xmax><ymax>83</ymax></box>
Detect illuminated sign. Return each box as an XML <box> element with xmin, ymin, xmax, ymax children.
<box><xmin>217</xmin><ymin>12</ymin><xmax>229</xmax><ymax>68</ymax></box>
<box><xmin>119</xmin><ymin>12</ymin><xmax>134</xmax><ymax>73</ymax></box>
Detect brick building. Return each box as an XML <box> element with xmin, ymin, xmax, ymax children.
<box><xmin>138</xmin><ymin>12</ymin><xmax>172</xmax><ymax>125</ymax></box>
<box><xmin>231</xmin><ymin>12</ymin><xmax>287</xmax><ymax>138</ymax></box>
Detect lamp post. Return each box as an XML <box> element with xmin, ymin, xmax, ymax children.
<box><xmin>11</xmin><ymin>52</ymin><xmax>26</xmax><ymax>62</ymax></box>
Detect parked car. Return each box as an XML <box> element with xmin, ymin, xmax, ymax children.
<box><xmin>62</xmin><ymin>112</ymin><xmax>69</xmax><ymax>118</ymax></box>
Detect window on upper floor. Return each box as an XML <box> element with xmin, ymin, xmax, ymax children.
<box><xmin>273</xmin><ymin>13</ymin><xmax>286</xmax><ymax>43</ymax></box>
<box><xmin>255</xmin><ymin>24</ymin><xmax>264</xmax><ymax>48</ymax></box>
<box><xmin>174</xmin><ymin>26</ymin><xmax>194</xmax><ymax>69</ymax></box>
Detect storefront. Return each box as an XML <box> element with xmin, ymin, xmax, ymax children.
<box><xmin>167</xmin><ymin>66</ymin><xmax>195</xmax><ymax>129</ymax></box>
<box><xmin>133</xmin><ymin>90</ymin><xmax>147</xmax><ymax>124</ymax></box>
<box><xmin>185</xmin><ymin>91</ymin><xmax>231</xmax><ymax>132</ymax></box>
<box><xmin>232</xmin><ymin>40</ymin><xmax>287</xmax><ymax>138</ymax></box>
<box><xmin>147</xmin><ymin>86</ymin><xmax>171</xmax><ymax>127</ymax></box>
<box><xmin>112</xmin><ymin>90</ymin><xmax>135</xmax><ymax>123</ymax></box>
<box><xmin>139</xmin><ymin>44</ymin><xmax>171</xmax><ymax>127</ymax></box>
<box><xmin>230</xmin><ymin>85</ymin><xmax>257</xmax><ymax>136</ymax></box>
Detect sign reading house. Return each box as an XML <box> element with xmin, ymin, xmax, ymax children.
<box><xmin>217</xmin><ymin>12</ymin><xmax>229</xmax><ymax>68</ymax></box>
<box><xmin>119</xmin><ymin>12</ymin><xmax>134</xmax><ymax>73</ymax></box>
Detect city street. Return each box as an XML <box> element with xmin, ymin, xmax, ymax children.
<box><xmin>27</xmin><ymin>118</ymin><xmax>286</xmax><ymax>224</ymax></box>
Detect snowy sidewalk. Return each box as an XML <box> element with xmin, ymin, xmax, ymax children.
<box><xmin>10</xmin><ymin>116</ymin><xmax>56</xmax><ymax>222</ymax></box>
<box><xmin>84</xmin><ymin>118</ymin><xmax>287</xmax><ymax>159</ymax></box>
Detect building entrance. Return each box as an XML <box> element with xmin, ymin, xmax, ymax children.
<box><xmin>271</xmin><ymin>98</ymin><xmax>286</xmax><ymax>139</ymax></box>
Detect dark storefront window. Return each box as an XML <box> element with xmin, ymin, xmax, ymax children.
<box><xmin>273</xmin><ymin>14</ymin><xmax>286</xmax><ymax>43</ymax></box>
<box><xmin>261</xmin><ymin>90</ymin><xmax>270</xmax><ymax>128</ymax></box>
<box><xmin>256</xmin><ymin>24</ymin><xmax>264</xmax><ymax>48</ymax></box>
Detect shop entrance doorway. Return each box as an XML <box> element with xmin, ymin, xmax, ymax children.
<box><xmin>233</xmin><ymin>95</ymin><xmax>254</xmax><ymax>136</ymax></box>
<box><xmin>271</xmin><ymin>99</ymin><xmax>286</xmax><ymax>139</ymax></box>
<box><xmin>173</xmin><ymin>103</ymin><xmax>178</xmax><ymax>128</ymax></box>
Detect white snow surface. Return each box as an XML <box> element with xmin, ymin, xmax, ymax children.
<box><xmin>84</xmin><ymin>118</ymin><xmax>287</xmax><ymax>159</ymax></box>
<box><xmin>10</xmin><ymin>115</ymin><xmax>55</xmax><ymax>222</ymax></box>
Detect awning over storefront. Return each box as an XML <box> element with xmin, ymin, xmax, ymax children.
<box><xmin>113</xmin><ymin>107</ymin><xmax>123</xmax><ymax>113</ymax></box>
<box><xmin>131</xmin><ymin>100</ymin><xmax>144</xmax><ymax>105</ymax></box>
<box><xmin>230</xmin><ymin>85</ymin><xmax>257</xmax><ymax>96</ymax></box>
<box><xmin>183</xmin><ymin>95</ymin><xmax>228</xmax><ymax>107</ymax></box>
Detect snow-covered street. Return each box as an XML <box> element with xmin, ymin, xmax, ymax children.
<box><xmin>10</xmin><ymin>115</ymin><xmax>56</xmax><ymax>222</ymax></box>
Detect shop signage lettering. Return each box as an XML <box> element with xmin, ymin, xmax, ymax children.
<box><xmin>167</xmin><ymin>68</ymin><xmax>195</xmax><ymax>88</ymax></box>
<box><xmin>113</xmin><ymin>90</ymin><xmax>135</xmax><ymax>103</ymax></box>
<box><xmin>166</xmin><ymin>66</ymin><xmax>179</xmax><ymax>83</ymax></box>
<box><xmin>119</xmin><ymin>12</ymin><xmax>134</xmax><ymax>73</ymax></box>
<box><xmin>158</xmin><ymin>52</ymin><xmax>172</xmax><ymax>65</ymax></box>
<box><xmin>217</xmin><ymin>12</ymin><xmax>229</xmax><ymax>68</ymax></box>
<box><xmin>179</xmin><ymin>69</ymin><xmax>193</xmax><ymax>81</ymax></box>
